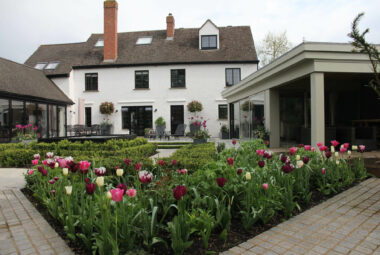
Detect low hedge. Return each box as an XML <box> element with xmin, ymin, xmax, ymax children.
<box><xmin>164</xmin><ymin>142</ymin><xmax>217</xmax><ymax>171</ymax></box>
<box><xmin>0</xmin><ymin>138</ymin><xmax>156</xmax><ymax>168</ymax></box>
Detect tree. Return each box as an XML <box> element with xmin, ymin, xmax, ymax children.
<box><xmin>257</xmin><ymin>31</ymin><xmax>292</xmax><ymax>67</ymax></box>
<box><xmin>348</xmin><ymin>13</ymin><xmax>380</xmax><ymax>98</ymax></box>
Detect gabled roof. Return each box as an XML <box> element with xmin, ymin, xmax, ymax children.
<box><xmin>0</xmin><ymin>57</ymin><xmax>73</xmax><ymax>104</ymax></box>
<box><xmin>199</xmin><ymin>19</ymin><xmax>219</xmax><ymax>30</ymax></box>
<box><xmin>24</xmin><ymin>26</ymin><xmax>258</xmax><ymax>76</ymax></box>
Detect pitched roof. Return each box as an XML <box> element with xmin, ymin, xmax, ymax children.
<box><xmin>0</xmin><ymin>57</ymin><xmax>73</xmax><ymax>104</ymax></box>
<box><xmin>24</xmin><ymin>26</ymin><xmax>258</xmax><ymax>76</ymax></box>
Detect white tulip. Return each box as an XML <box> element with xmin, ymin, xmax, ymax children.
<box><xmin>116</xmin><ymin>169</ymin><xmax>124</xmax><ymax>177</ymax></box>
<box><xmin>96</xmin><ymin>177</ymin><xmax>104</xmax><ymax>187</ymax></box>
<box><xmin>62</xmin><ymin>168</ymin><xmax>69</xmax><ymax>176</ymax></box>
<box><xmin>65</xmin><ymin>186</ymin><xmax>72</xmax><ymax>195</ymax></box>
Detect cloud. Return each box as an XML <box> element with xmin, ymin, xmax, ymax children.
<box><xmin>0</xmin><ymin>0</ymin><xmax>379</xmax><ymax>63</ymax></box>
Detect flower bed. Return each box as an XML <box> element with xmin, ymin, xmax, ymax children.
<box><xmin>24</xmin><ymin>139</ymin><xmax>367</xmax><ymax>254</ymax></box>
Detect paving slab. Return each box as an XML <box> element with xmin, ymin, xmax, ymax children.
<box><xmin>225</xmin><ymin>178</ymin><xmax>380</xmax><ymax>255</ymax></box>
<box><xmin>0</xmin><ymin>168</ymin><xmax>26</xmax><ymax>190</ymax></box>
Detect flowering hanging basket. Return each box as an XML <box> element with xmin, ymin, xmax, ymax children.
<box><xmin>99</xmin><ymin>102</ymin><xmax>114</xmax><ymax>115</ymax></box>
<box><xmin>187</xmin><ymin>100</ymin><xmax>203</xmax><ymax>113</ymax></box>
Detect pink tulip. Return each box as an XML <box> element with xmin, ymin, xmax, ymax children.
<box><xmin>317</xmin><ymin>142</ymin><xmax>323</xmax><ymax>147</ymax></box>
<box><xmin>304</xmin><ymin>145</ymin><xmax>311</xmax><ymax>151</ymax></box>
<box><xmin>289</xmin><ymin>147</ymin><xmax>298</xmax><ymax>155</ymax></box>
<box><xmin>319</xmin><ymin>146</ymin><xmax>328</xmax><ymax>152</ymax></box>
<box><xmin>110</xmin><ymin>188</ymin><xmax>124</xmax><ymax>202</ymax></box>
<box><xmin>311</xmin><ymin>147</ymin><xmax>316</xmax><ymax>152</ymax></box>
<box><xmin>34</xmin><ymin>154</ymin><xmax>40</xmax><ymax>160</ymax></box>
<box><xmin>343</xmin><ymin>143</ymin><xmax>350</xmax><ymax>149</ymax></box>
<box><xmin>262</xmin><ymin>183</ymin><xmax>269</xmax><ymax>190</ymax></box>
<box><xmin>126</xmin><ymin>188</ymin><xmax>137</xmax><ymax>198</ymax></box>
<box><xmin>79</xmin><ymin>161</ymin><xmax>91</xmax><ymax>171</ymax></box>
<box><xmin>340</xmin><ymin>147</ymin><xmax>347</xmax><ymax>153</ymax></box>
<box><xmin>27</xmin><ymin>169</ymin><xmax>34</xmax><ymax>175</ymax></box>
<box><xmin>331</xmin><ymin>140</ymin><xmax>339</xmax><ymax>147</ymax></box>
<box><xmin>32</xmin><ymin>159</ymin><xmax>38</xmax><ymax>165</ymax></box>
<box><xmin>49</xmin><ymin>179</ymin><xmax>55</xmax><ymax>184</ymax></box>
<box><xmin>359</xmin><ymin>145</ymin><xmax>365</xmax><ymax>153</ymax></box>
<box><xmin>322</xmin><ymin>168</ymin><xmax>326</xmax><ymax>174</ymax></box>
<box><xmin>256</xmin><ymin>149</ymin><xmax>265</xmax><ymax>157</ymax></box>
<box><xmin>138</xmin><ymin>170</ymin><xmax>153</xmax><ymax>184</ymax></box>
<box><xmin>58</xmin><ymin>158</ymin><xmax>67</xmax><ymax>168</ymax></box>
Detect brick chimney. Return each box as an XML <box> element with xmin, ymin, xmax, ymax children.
<box><xmin>166</xmin><ymin>13</ymin><xmax>175</xmax><ymax>39</ymax></box>
<box><xmin>104</xmin><ymin>0</ymin><xmax>118</xmax><ymax>61</ymax></box>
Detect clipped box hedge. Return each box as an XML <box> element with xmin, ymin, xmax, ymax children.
<box><xmin>0</xmin><ymin>138</ymin><xmax>156</xmax><ymax>168</ymax></box>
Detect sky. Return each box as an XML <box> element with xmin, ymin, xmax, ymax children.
<box><xmin>0</xmin><ymin>0</ymin><xmax>379</xmax><ymax>64</ymax></box>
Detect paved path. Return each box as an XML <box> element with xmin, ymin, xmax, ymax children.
<box><xmin>0</xmin><ymin>168</ymin><xmax>73</xmax><ymax>255</ymax></box>
<box><xmin>221</xmin><ymin>178</ymin><xmax>380</xmax><ymax>255</ymax></box>
<box><xmin>150</xmin><ymin>148</ymin><xmax>178</xmax><ymax>162</ymax></box>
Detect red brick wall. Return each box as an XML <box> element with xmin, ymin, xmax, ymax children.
<box><xmin>166</xmin><ymin>14</ymin><xmax>175</xmax><ymax>38</ymax></box>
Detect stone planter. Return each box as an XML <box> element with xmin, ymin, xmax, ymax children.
<box><xmin>101</xmin><ymin>125</ymin><xmax>112</xmax><ymax>135</ymax></box>
<box><xmin>193</xmin><ymin>138</ymin><xmax>207</xmax><ymax>145</ymax></box>
<box><xmin>21</xmin><ymin>139</ymin><xmax>37</xmax><ymax>145</ymax></box>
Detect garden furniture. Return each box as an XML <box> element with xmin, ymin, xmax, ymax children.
<box><xmin>172</xmin><ymin>124</ymin><xmax>187</xmax><ymax>139</ymax></box>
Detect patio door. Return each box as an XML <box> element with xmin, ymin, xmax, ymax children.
<box><xmin>170</xmin><ymin>105</ymin><xmax>184</xmax><ymax>135</ymax></box>
<box><xmin>121</xmin><ymin>106</ymin><xmax>152</xmax><ymax>136</ymax></box>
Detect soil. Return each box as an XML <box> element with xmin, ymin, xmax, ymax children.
<box><xmin>22</xmin><ymin>178</ymin><xmax>366</xmax><ymax>255</ymax></box>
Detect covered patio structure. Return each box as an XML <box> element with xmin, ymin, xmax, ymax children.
<box><xmin>222</xmin><ymin>42</ymin><xmax>380</xmax><ymax>149</ymax></box>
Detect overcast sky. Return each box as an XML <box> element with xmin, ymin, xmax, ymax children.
<box><xmin>1</xmin><ymin>0</ymin><xmax>379</xmax><ymax>64</ymax></box>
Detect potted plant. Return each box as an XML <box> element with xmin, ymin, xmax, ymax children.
<box><xmin>187</xmin><ymin>100</ymin><xmax>203</xmax><ymax>135</ymax></box>
<box><xmin>14</xmin><ymin>124</ymin><xmax>39</xmax><ymax>144</ymax></box>
<box><xmin>220</xmin><ymin>125</ymin><xmax>229</xmax><ymax>139</ymax></box>
<box><xmin>193</xmin><ymin>130</ymin><xmax>210</xmax><ymax>144</ymax></box>
<box><xmin>99</xmin><ymin>102</ymin><xmax>114</xmax><ymax>135</ymax></box>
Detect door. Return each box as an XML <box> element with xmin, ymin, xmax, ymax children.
<box><xmin>121</xmin><ymin>106</ymin><xmax>152</xmax><ymax>136</ymax></box>
<box><xmin>170</xmin><ymin>105</ymin><xmax>184</xmax><ymax>135</ymax></box>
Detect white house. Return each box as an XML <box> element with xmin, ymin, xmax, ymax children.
<box><xmin>25</xmin><ymin>0</ymin><xmax>258</xmax><ymax>137</ymax></box>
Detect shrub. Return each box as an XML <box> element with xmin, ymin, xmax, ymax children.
<box><xmin>187</xmin><ymin>100</ymin><xmax>203</xmax><ymax>113</ymax></box>
<box><xmin>99</xmin><ymin>102</ymin><xmax>114</xmax><ymax>115</ymax></box>
<box><xmin>154</xmin><ymin>117</ymin><xmax>166</xmax><ymax>126</ymax></box>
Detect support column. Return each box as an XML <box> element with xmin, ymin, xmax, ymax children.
<box><xmin>78</xmin><ymin>98</ymin><xmax>85</xmax><ymax>125</ymax></box>
<box><xmin>310</xmin><ymin>72</ymin><xmax>325</xmax><ymax>147</ymax></box>
<box><xmin>264</xmin><ymin>89</ymin><xmax>280</xmax><ymax>148</ymax></box>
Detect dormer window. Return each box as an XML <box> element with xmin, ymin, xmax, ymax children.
<box><xmin>45</xmin><ymin>62</ymin><xmax>60</xmax><ymax>70</ymax></box>
<box><xmin>95</xmin><ymin>39</ymin><xmax>104</xmax><ymax>47</ymax></box>
<box><xmin>34</xmin><ymin>62</ymin><xmax>47</xmax><ymax>70</ymax></box>
<box><xmin>136</xmin><ymin>37</ymin><xmax>153</xmax><ymax>45</ymax></box>
<box><xmin>201</xmin><ymin>35</ymin><xmax>217</xmax><ymax>50</ymax></box>
<box><xmin>199</xmin><ymin>19</ymin><xmax>220</xmax><ymax>50</ymax></box>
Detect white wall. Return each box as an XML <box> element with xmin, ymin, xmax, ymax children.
<box><xmin>199</xmin><ymin>21</ymin><xmax>220</xmax><ymax>49</ymax></box>
<box><xmin>60</xmin><ymin>63</ymin><xmax>257</xmax><ymax>137</ymax></box>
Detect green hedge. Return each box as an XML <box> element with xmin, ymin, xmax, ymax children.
<box><xmin>164</xmin><ymin>142</ymin><xmax>217</xmax><ymax>171</ymax></box>
<box><xmin>0</xmin><ymin>138</ymin><xmax>156</xmax><ymax>168</ymax></box>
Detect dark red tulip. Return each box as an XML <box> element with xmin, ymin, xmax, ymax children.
<box><xmin>217</xmin><ymin>177</ymin><xmax>227</xmax><ymax>187</ymax></box>
<box><xmin>173</xmin><ymin>185</ymin><xmax>187</xmax><ymax>200</ymax></box>
<box><xmin>86</xmin><ymin>183</ymin><xmax>96</xmax><ymax>195</ymax></box>
<box><xmin>258</xmin><ymin>161</ymin><xmax>265</xmax><ymax>168</ymax></box>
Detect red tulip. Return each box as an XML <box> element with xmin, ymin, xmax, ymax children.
<box><xmin>27</xmin><ymin>169</ymin><xmax>34</xmax><ymax>175</ymax></box>
<box><xmin>54</xmin><ymin>176</ymin><xmax>59</xmax><ymax>181</ymax></box>
<box><xmin>304</xmin><ymin>145</ymin><xmax>311</xmax><ymax>151</ymax></box>
<box><xmin>258</xmin><ymin>161</ymin><xmax>265</xmax><ymax>168</ymax></box>
<box><xmin>173</xmin><ymin>185</ymin><xmax>187</xmax><ymax>200</ymax></box>
<box><xmin>86</xmin><ymin>183</ymin><xmax>96</xmax><ymax>195</ymax></box>
<box><xmin>41</xmin><ymin>169</ymin><xmax>48</xmax><ymax>176</ymax></box>
<box><xmin>317</xmin><ymin>142</ymin><xmax>323</xmax><ymax>147</ymax></box>
<box><xmin>343</xmin><ymin>143</ymin><xmax>350</xmax><ymax>149</ymax></box>
<box><xmin>331</xmin><ymin>140</ymin><xmax>340</xmax><ymax>147</ymax></box>
<box><xmin>157</xmin><ymin>160</ymin><xmax>166</xmax><ymax>167</ymax></box>
<box><xmin>282</xmin><ymin>164</ymin><xmax>294</xmax><ymax>174</ymax></box>
<box><xmin>280</xmin><ymin>154</ymin><xmax>288</xmax><ymax>163</ymax></box>
<box><xmin>262</xmin><ymin>183</ymin><xmax>269</xmax><ymax>190</ymax></box>
<box><xmin>126</xmin><ymin>188</ymin><xmax>137</xmax><ymax>198</ymax></box>
<box><xmin>303</xmin><ymin>156</ymin><xmax>309</xmax><ymax>164</ymax></box>
<box><xmin>319</xmin><ymin>146</ymin><xmax>328</xmax><ymax>152</ymax></box>
<box><xmin>110</xmin><ymin>188</ymin><xmax>124</xmax><ymax>202</ymax></box>
<box><xmin>49</xmin><ymin>179</ymin><xmax>55</xmax><ymax>184</ymax></box>
<box><xmin>124</xmin><ymin>158</ymin><xmax>132</xmax><ymax>166</ymax></box>
<box><xmin>340</xmin><ymin>147</ymin><xmax>347</xmax><ymax>153</ymax></box>
<box><xmin>237</xmin><ymin>168</ymin><xmax>243</xmax><ymax>175</ymax></box>
<box><xmin>138</xmin><ymin>170</ymin><xmax>153</xmax><ymax>184</ymax></box>
<box><xmin>79</xmin><ymin>161</ymin><xmax>91</xmax><ymax>172</ymax></box>
<box><xmin>117</xmin><ymin>183</ymin><xmax>127</xmax><ymax>194</ymax></box>
<box><xmin>227</xmin><ymin>157</ymin><xmax>234</xmax><ymax>166</ymax></box>
<box><xmin>171</xmin><ymin>159</ymin><xmax>178</xmax><ymax>166</ymax></box>
<box><xmin>94</xmin><ymin>167</ymin><xmax>106</xmax><ymax>176</ymax></box>
<box><xmin>289</xmin><ymin>147</ymin><xmax>298</xmax><ymax>155</ymax></box>
<box><xmin>322</xmin><ymin>168</ymin><xmax>326</xmax><ymax>174</ymax></box>
<box><xmin>256</xmin><ymin>149</ymin><xmax>265</xmax><ymax>156</ymax></box>
<box><xmin>84</xmin><ymin>178</ymin><xmax>90</xmax><ymax>184</ymax></box>
<box><xmin>299</xmin><ymin>144</ymin><xmax>304</xmax><ymax>148</ymax></box>
<box><xmin>32</xmin><ymin>159</ymin><xmax>38</xmax><ymax>165</ymax></box>
<box><xmin>325</xmin><ymin>151</ymin><xmax>332</xmax><ymax>158</ymax></box>
<box><xmin>217</xmin><ymin>177</ymin><xmax>227</xmax><ymax>187</ymax></box>
<box><xmin>135</xmin><ymin>163</ymin><xmax>142</xmax><ymax>171</ymax></box>
<box><xmin>232</xmin><ymin>139</ymin><xmax>237</xmax><ymax>145</ymax></box>
<box><xmin>51</xmin><ymin>190</ymin><xmax>56</xmax><ymax>195</ymax></box>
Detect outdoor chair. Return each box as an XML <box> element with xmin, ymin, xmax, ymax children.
<box><xmin>172</xmin><ymin>124</ymin><xmax>187</xmax><ymax>139</ymax></box>
<box><xmin>156</xmin><ymin>125</ymin><xmax>170</xmax><ymax>140</ymax></box>
<box><xmin>74</xmin><ymin>125</ymin><xmax>85</xmax><ymax>136</ymax></box>
<box><xmin>90</xmin><ymin>125</ymin><xmax>101</xmax><ymax>135</ymax></box>
<box><xmin>66</xmin><ymin>125</ymin><xmax>74</xmax><ymax>136</ymax></box>
<box><xmin>145</xmin><ymin>129</ymin><xmax>156</xmax><ymax>139</ymax></box>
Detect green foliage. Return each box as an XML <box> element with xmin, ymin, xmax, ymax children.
<box><xmin>154</xmin><ymin>117</ymin><xmax>166</xmax><ymax>126</ymax></box>
<box><xmin>187</xmin><ymin>100</ymin><xmax>203</xmax><ymax>113</ymax></box>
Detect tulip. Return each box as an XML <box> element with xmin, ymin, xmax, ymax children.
<box><xmin>343</xmin><ymin>143</ymin><xmax>350</xmax><ymax>149</ymax></box>
<box><xmin>135</xmin><ymin>163</ymin><xmax>142</xmax><ymax>171</ymax></box>
<box><xmin>227</xmin><ymin>157</ymin><xmax>234</xmax><ymax>166</ymax></box>
<box><xmin>325</xmin><ymin>151</ymin><xmax>332</xmax><ymax>159</ymax></box>
<box><xmin>86</xmin><ymin>183</ymin><xmax>96</xmax><ymax>195</ymax></box>
<box><xmin>296</xmin><ymin>155</ymin><xmax>300</xmax><ymax>161</ymax></box>
<box><xmin>359</xmin><ymin>145</ymin><xmax>365</xmax><ymax>153</ymax></box>
<box><xmin>65</xmin><ymin>186</ymin><xmax>72</xmax><ymax>195</ymax></box>
<box><xmin>116</xmin><ymin>168</ymin><xmax>124</xmax><ymax>177</ymax></box>
<box><xmin>262</xmin><ymin>183</ymin><xmax>269</xmax><ymax>190</ymax></box>
<box><xmin>138</xmin><ymin>170</ymin><xmax>153</xmax><ymax>184</ymax></box>
<box><xmin>217</xmin><ymin>177</ymin><xmax>227</xmax><ymax>187</ymax></box>
<box><xmin>62</xmin><ymin>168</ymin><xmax>69</xmax><ymax>176</ymax></box>
<box><xmin>340</xmin><ymin>147</ymin><xmax>347</xmax><ymax>153</ymax></box>
<box><xmin>51</xmin><ymin>190</ymin><xmax>56</xmax><ymax>195</ymax></box>
<box><xmin>311</xmin><ymin>147</ymin><xmax>316</xmax><ymax>152</ymax></box>
<box><xmin>96</xmin><ymin>177</ymin><xmax>104</xmax><ymax>187</ymax></box>
<box><xmin>303</xmin><ymin>156</ymin><xmax>310</xmax><ymax>164</ymax></box>
<box><xmin>124</xmin><ymin>158</ymin><xmax>132</xmax><ymax>166</ymax></box>
<box><xmin>258</xmin><ymin>161</ymin><xmax>265</xmax><ymax>168</ymax></box>
<box><xmin>58</xmin><ymin>158</ymin><xmax>67</xmax><ymax>168</ymax></box>
<box><xmin>27</xmin><ymin>169</ymin><xmax>34</xmax><ymax>175</ymax></box>
<box><xmin>319</xmin><ymin>146</ymin><xmax>328</xmax><ymax>152</ymax></box>
<box><xmin>46</xmin><ymin>152</ymin><xmax>54</xmax><ymax>158</ymax></box>
<box><xmin>106</xmin><ymin>191</ymin><xmax>112</xmax><ymax>199</ymax></box>
<box><xmin>54</xmin><ymin>162</ymin><xmax>59</xmax><ymax>168</ymax></box>
<box><xmin>126</xmin><ymin>188</ymin><xmax>137</xmax><ymax>198</ymax></box>
<box><xmin>331</xmin><ymin>146</ymin><xmax>335</xmax><ymax>153</ymax></box>
<box><xmin>336</xmin><ymin>160</ymin><xmax>340</xmax><ymax>165</ymax></box>
<box><xmin>289</xmin><ymin>147</ymin><xmax>298</xmax><ymax>155</ymax></box>
<box><xmin>177</xmin><ymin>168</ymin><xmax>187</xmax><ymax>174</ymax></box>
<box><xmin>299</xmin><ymin>144</ymin><xmax>304</xmax><ymax>148</ymax></box>
<box><xmin>352</xmin><ymin>145</ymin><xmax>358</xmax><ymax>151</ymax></box>
<box><xmin>256</xmin><ymin>149</ymin><xmax>265</xmax><ymax>157</ymax></box>
<box><xmin>85</xmin><ymin>178</ymin><xmax>90</xmax><ymax>184</ymax></box>
<box><xmin>117</xmin><ymin>183</ymin><xmax>127</xmax><ymax>194</ymax></box>
<box><xmin>304</xmin><ymin>145</ymin><xmax>311</xmax><ymax>151</ymax></box>
<box><xmin>94</xmin><ymin>167</ymin><xmax>106</xmax><ymax>176</ymax></box>
<box><xmin>264</xmin><ymin>151</ymin><xmax>272</xmax><ymax>159</ymax></box>
<box><xmin>322</xmin><ymin>168</ymin><xmax>326</xmax><ymax>174</ymax></box>
<box><xmin>245</xmin><ymin>172</ymin><xmax>251</xmax><ymax>180</ymax></box>
<box><xmin>79</xmin><ymin>161</ymin><xmax>91</xmax><ymax>172</ymax></box>
<box><xmin>348</xmin><ymin>150</ymin><xmax>352</xmax><ymax>156</ymax></box>
<box><xmin>110</xmin><ymin>188</ymin><xmax>124</xmax><ymax>202</ymax></box>
<box><xmin>171</xmin><ymin>159</ymin><xmax>178</xmax><ymax>166</ymax></box>
<box><xmin>280</xmin><ymin>154</ymin><xmax>288</xmax><ymax>163</ymax></box>
<box><xmin>54</xmin><ymin>176</ymin><xmax>59</xmax><ymax>181</ymax></box>
<box><xmin>157</xmin><ymin>160</ymin><xmax>166</xmax><ymax>167</ymax></box>
<box><xmin>32</xmin><ymin>159</ymin><xmax>38</xmax><ymax>165</ymax></box>
<box><xmin>331</xmin><ymin>140</ymin><xmax>339</xmax><ymax>147</ymax></box>
<box><xmin>232</xmin><ymin>139</ymin><xmax>237</xmax><ymax>145</ymax></box>
<box><xmin>34</xmin><ymin>154</ymin><xmax>40</xmax><ymax>160</ymax></box>
<box><xmin>237</xmin><ymin>168</ymin><xmax>243</xmax><ymax>175</ymax></box>
<box><xmin>317</xmin><ymin>142</ymin><xmax>323</xmax><ymax>147</ymax></box>
<box><xmin>41</xmin><ymin>169</ymin><xmax>48</xmax><ymax>176</ymax></box>
<box><xmin>335</xmin><ymin>152</ymin><xmax>339</xmax><ymax>157</ymax></box>
<box><xmin>173</xmin><ymin>185</ymin><xmax>187</xmax><ymax>200</ymax></box>
<box><xmin>296</xmin><ymin>160</ymin><xmax>304</xmax><ymax>168</ymax></box>
<box><xmin>282</xmin><ymin>164</ymin><xmax>294</xmax><ymax>174</ymax></box>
